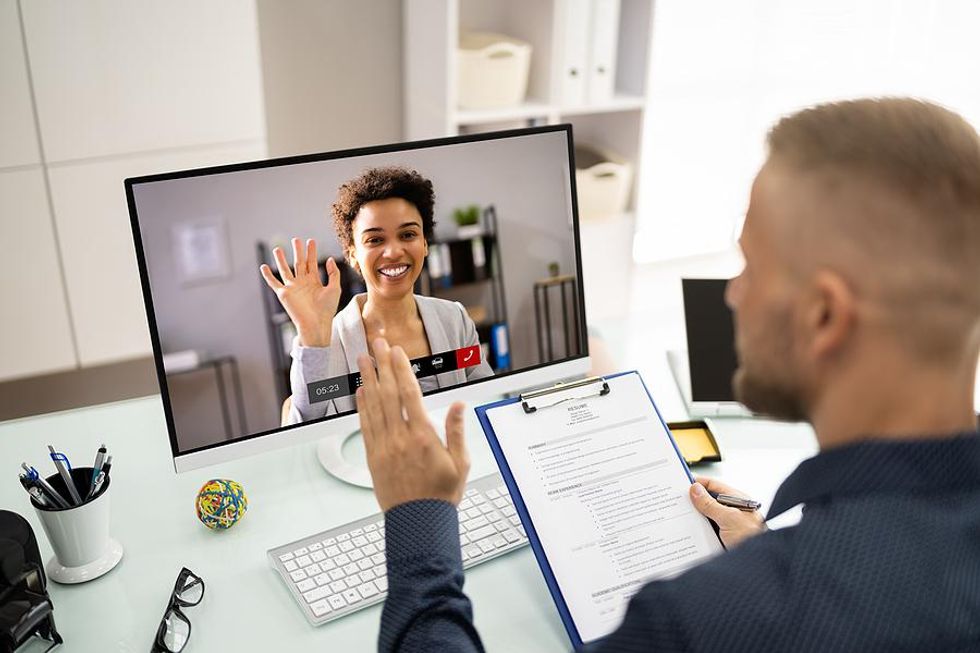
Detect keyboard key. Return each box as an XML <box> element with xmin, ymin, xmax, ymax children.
<box><xmin>323</xmin><ymin>537</ymin><xmax>336</xmax><ymax>546</ymax></box>
<box><xmin>337</xmin><ymin>533</ymin><xmax>351</xmax><ymax>542</ymax></box>
<box><xmin>495</xmin><ymin>521</ymin><xmax>510</xmax><ymax>533</ymax></box>
<box><xmin>352</xmin><ymin>535</ymin><xmax>368</xmax><ymax>547</ymax></box>
<box><xmin>297</xmin><ymin>579</ymin><xmax>316</xmax><ymax>592</ymax></box>
<box><xmin>464</xmin><ymin>516</ymin><xmax>489</xmax><ymax>531</ymax></box>
<box><xmin>339</xmin><ymin>541</ymin><xmax>354</xmax><ymax>553</ymax></box>
<box><xmin>465</xmin><ymin>488</ymin><xmax>478</xmax><ymax>497</ymax></box>
<box><xmin>492</xmin><ymin>497</ymin><xmax>508</xmax><ymax>509</ymax></box>
<box><xmin>365</xmin><ymin>523</ymin><xmax>378</xmax><ymax>532</ymax></box>
<box><xmin>359</xmin><ymin>569</ymin><xmax>376</xmax><ymax>582</ymax></box>
<box><xmin>375</xmin><ymin>577</ymin><xmax>388</xmax><ymax>593</ymax></box>
<box><xmin>517</xmin><ymin>525</ymin><xmax>526</xmax><ymax>537</ymax></box>
<box><xmin>283</xmin><ymin>560</ymin><xmax>298</xmax><ymax>572</ymax></box>
<box><xmin>343</xmin><ymin>563</ymin><xmax>359</xmax><ymax>576</ymax></box>
<box><xmin>296</xmin><ymin>555</ymin><xmax>312</xmax><ymax>567</ymax></box>
<box><xmin>343</xmin><ymin>588</ymin><xmax>362</xmax><ymax>604</ymax></box>
<box><xmin>303</xmin><ymin>563</ymin><xmax>321</xmax><ymax>576</ymax></box>
<box><xmin>471</xmin><ymin>494</ymin><xmax>486</xmax><ymax>504</ymax></box>
<box><xmin>465</xmin><ymin>508</ymin><xmax>482</xmax><ymax>520</ymax></box>
<box><xmin>329</xmin><ymin>569</ymin><xmax>345</xmax><ymax>581</ymax></box>
<box><xmin>503</xmin><ymin>529</ymin><xmax>521</xmax><ymax>543</ymax></box>
<box><xmin>348</xmin><ymin>549</ymin><xmax>364</xmax><ymax>562</ymax></box>
<box><xmin>311</xmin><ymin>551</ymin><xmax>327</xmax><ymax>562</ymax></box>
<box><xmin>503</xmin><ymin>506</ymin><xmax>517</xmax><ymax>517</ymax></box>
<box><xmin>463</xmin><ymin>544</ymin><xmax>482</xmax><ymax>559</ymax></box>
<box><xmin>279</xmin><ymin>552</ymin><xmax>295</xmax><ymax>562</ymax></box>
<box><xmin>459</xmin><ymin>534</ymin><xmax>470</xmax><ymax>545</ymax></box>
<box><xmin>330</xmin><ymin>580</ymin><xmax>347</xmax><ymax>593</ymax></box>
<box><xmin>366</xmin><ymin>531</ymin><xmax>381</xmax><ymax>543</ymax></box>
<box><xmin>509</xmin><ymin>515</ymin><xmax>521</xmax><ymax>526</ymax></box>
<box><xmin>486</xmin><ymin>488</ymin><xmax>500</xmax><ymax>499</ymax></box>
<box><xmin>325</xmin><ymin>545</ymin><xmax>341</xmax><ymax>557</ymax></box>
<box><xmin>311</xmin><ymin>599</ymin><xmax>332</xmax><ymax>617</ymax></box>
<box><xmin>294</xmin><ymin>547</ymin><xmax>309</xmax><ymax>556</ymax></box>
<box><xmin>314</xmin><ymin>573</ymin><xmax>331</xmax><ymax>586</ymax></box>
<box><xmin>357</xmin><ymin>558</ymin><xmax>372</xmax><ymax>571</ymax></box>
<box><xmin>304</xmin><ymin>587</ymin><xmax>330</xmax><ymax>603</ymax></box>
<box><xmin>459</xmin><ymin>498</ymin><xmax>473</xmax><ymax>510</ymax></box>
<box><xmin>372</xmin><ymin>565</ymin><xmax>386</xmax><ymax>578</ymax></box>
<box><xmin>335</xmin><ymin>553</ymin><xmax>351</xmax><ymax>566</ymax></box>
<box><xmin>363</xmin><ymin>543</ymin><xmax>378</xmax><ymax>555</ymax></box>
<box><xmin>479</xmin><ymin>504</ymin><xmax>494</xmax><ymax>514</ymax></box>
<box><xmin>328</xmin><ymin>594</ymin><xmax>347</xmax><ymax>610</ymax></box>
<box><xmin>469</xmin><ymin>525</ymin><xmax>497</xmax><ymax>541</ymax></box>
<box><xmin>478</xmin><ymin>539</ymin><xmax>496</xmax><ymax>553</ymax></box>
<box><xmin>371</xmin><ymin>553</ymin><xmax>386</xmax><ymax>565</ymax></box>
<box><xmin>320</xmin><ymin>558</ymin><xmax>336</xmax><ymax>571</ymax></box>
<box><xmin>309</xmin><ymin>542</ymin><xmax>323</xmax><ymax>551</ymax></box>
<box><xmin>491</xmin><ymin>535</ymin><xmax>507</xmax><ymax>549</ymax></box>
<box><xmin>289</xmin><ymin>570</ymin><xmax>307</xmax><ymax>582</ymax></box>
<box><xmin>458</xmin><ymin>524</ymin><xmax>466</xmax><ymax>535</ymax></box>
<box><xmin>345</xmin><ymin>577</ymin><xmax>360</xmax><ymax>589</ymax></box>
<box><xmin>351</xmin><ymin>528</ymin><xmax>364</xmax><ymax>537</ymax></box>
<box><xmin>358</xmin><ymin>584</ymin><xmax>378</xmax><ymax>599</ymax></box>
<box><xmin>496</xmin><ymin>485</ymin><xmax>507</xmax><ymax>495</ymax></box>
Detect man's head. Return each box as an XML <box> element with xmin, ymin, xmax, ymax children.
<box><xmin>729</xmin><ymin>98</ymin><xmax>980</xmax><ymax>422</ymax></box>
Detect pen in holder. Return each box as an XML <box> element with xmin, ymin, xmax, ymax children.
<box><xmin>30</xmin><ymin>466</ymin><xmax>124</xmax><ymax>584</ymax></box>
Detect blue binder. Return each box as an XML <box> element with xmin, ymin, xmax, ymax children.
<box><xmin>474</xmin><ymin>370</ymin><xmax>701</xmax><ymax>650</ymax></box>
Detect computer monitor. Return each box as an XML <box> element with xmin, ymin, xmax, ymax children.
<box><xmin>126</xmin><ymin>125</ymin><xmax>590</xmax><ymax>479</ymax></box>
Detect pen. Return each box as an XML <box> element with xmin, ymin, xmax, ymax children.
<box><xmin>87</xmin><ymin>443</ymin><xmax>107</xmax><ymax>500</ymax></box>
<box><xmin>102</xmin><ymin>455</ymin><xmax>112</xmax><ymax>478</ymax></box>
<box><xmin>20</xmin><ymin>463</ymin><xmax>71</xmax><ymax>509</ymax></box>
<box><xmin>19</xmin><ymin>477</ymin><xmax>50</xmax><ymax>508</ymax></box>
<box><xmin>90</xmin><ymin>471</ymin><xmax>107</xmax><ymax>498</ymax></box>
<box><xmin>709</xmin><ymin>491</ymin><xmax>762</xmax><ymax>512</ymax></box>
<box><xmin>48</xmin><ymin>445</ymin><xmax>83</xmax><ymax>506</ymax></box>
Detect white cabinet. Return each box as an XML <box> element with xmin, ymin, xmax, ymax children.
<box><xmin>0</xmin><ymin>0</ymin><xmax>40</xmax><ymax>168</ymax></box>
<box><xmin>0</xmin><ymin>1</ymin><xmax>268</xmax><ymax>377</ymax></box>
<box><xmin>21</xmin><ymin>0</ymin><xmax>265</xmax><ymax>163</ymax></box>
<box><xmin>0</xmin><ymin>169</ymin><xmax>76</xmax><ymax>381</ymax></box>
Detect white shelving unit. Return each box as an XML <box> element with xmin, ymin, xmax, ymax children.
<box><xmin>403</xmin><ymin>0</ymin><xmax>654</xmax><ymax>216</ymax></box>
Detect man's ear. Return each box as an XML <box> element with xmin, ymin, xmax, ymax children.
<box><xmin>806</xmin><ymin>270</ymin><xmax>856</xmax><ymax>361</ymax></box>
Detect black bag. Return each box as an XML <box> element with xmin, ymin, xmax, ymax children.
<box><xmin>0</xmin><ymin>510</ymin><xmax>62</xmax><ymax>652</ymax></box>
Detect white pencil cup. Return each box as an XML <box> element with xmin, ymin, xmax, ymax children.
<box><xmin>32</xmin><ymin>466</ymin><xmax>124</xmax><ymax>584</ymax></box>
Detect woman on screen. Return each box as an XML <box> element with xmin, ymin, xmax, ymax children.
<box><xmin>259</xmin><ymin>166</ymin><xmax>493</xmax><ymax>423</ymax></box>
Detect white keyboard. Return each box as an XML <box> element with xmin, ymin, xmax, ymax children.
<box><xmin>268</xmin><ymin>472</ymin><xmax>529</xmax><ymax>626</ymax></box>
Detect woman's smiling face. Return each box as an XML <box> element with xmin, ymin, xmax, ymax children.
<box><xmin>349</xmin><ymin>197</ymin><xmax>429</xmax><ymax>301</ymax></box>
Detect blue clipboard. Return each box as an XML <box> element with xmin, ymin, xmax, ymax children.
<box><xmin>475</xmin><ymin>370</ymin><xmax>703</xmax><ymax>650</ymax></box>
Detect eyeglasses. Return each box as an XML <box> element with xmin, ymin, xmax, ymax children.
<box><xmin>151</xmin><ymin>567</ymin><xmax>205</xmax><ymax>652</ymax></box>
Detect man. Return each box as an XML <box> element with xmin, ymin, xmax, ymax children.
<box><xmin>355</xmin><ymin>98</ymin><xmax>980</xmax><ymax>652</ymax></box>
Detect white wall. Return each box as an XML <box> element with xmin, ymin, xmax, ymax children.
<box><xmin>634</xmin><ymin>0</ymin><xmax>980</xmax><ymax>262</ymax></box>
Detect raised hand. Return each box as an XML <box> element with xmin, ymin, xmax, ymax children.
<box><xmin>355</xmin><ymin>338</ymin><xmax>470</xmax><ymax>512</ymax></box>
<box><xmin>259</xmin><ymin>238</ymin><xmax>342</xmax><ymax>347</ymax></box>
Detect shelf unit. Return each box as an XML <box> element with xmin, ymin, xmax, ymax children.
<box><xmin>403</xmin><ymin>0</ymin><xmax>654</xmax><ymax>216</ymax></box>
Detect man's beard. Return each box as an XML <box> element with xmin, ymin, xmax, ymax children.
<box><xmin>732</xmin><ymin>358</ymin><xmax>808</xmax><ymax>423</ymax></box>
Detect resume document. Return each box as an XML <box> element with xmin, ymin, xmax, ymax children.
<box><xmin>484</xmin><ymin>373</ymin><xmax>723</xmax><ymax>642</ymax></box>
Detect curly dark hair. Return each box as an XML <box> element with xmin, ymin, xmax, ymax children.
<box><xmin>331</xmin><ymin>166</ymin><xmax>436</xmax><ymax>256</ymax></box>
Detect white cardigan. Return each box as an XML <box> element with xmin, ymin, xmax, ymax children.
<box><xmin>287</xmin><ymin>294</ymin><xmax>494</xmax><ymax>423</ymax></box>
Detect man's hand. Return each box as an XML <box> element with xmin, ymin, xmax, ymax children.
<box><xmin>355</xmin><ymin>338</ymin><xmax>471</xmax><ymax>512</ymax></box>
<box><xmin>689</xmin><ymin>476</ymin><xmax>767</xmax><ymax>549</ymax></box>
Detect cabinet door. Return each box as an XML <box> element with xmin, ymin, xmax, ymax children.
<box><xmin>0</xmin><ymin>0</ymin><xmax>40</xmax><ymax>168</ymax></box>
<box><xmin>47</xmin><ymin>142</ymin><xmax>266</xmax><ymax>366</ymax></box>
<box><xmin>21</xmin><ymin>0</ymin><xmax>265</xmax><ymax>163</ymax></box>
<box><xmin>0</xmin><ymin>169</ymin><xmax>76</xmax><ymax>381</ymax></box>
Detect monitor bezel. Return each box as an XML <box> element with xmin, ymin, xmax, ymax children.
<box><xmin>125</xmin><ymin>124</ymin><xmax>589</xmax><ymax>470</ymax></box>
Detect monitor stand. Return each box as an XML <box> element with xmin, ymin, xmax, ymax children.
<box><xmin>316</xmin><ymin>430</ymin><xmax>373</xmax><ymax>488</ymax></box>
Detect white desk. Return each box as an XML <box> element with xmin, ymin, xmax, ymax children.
<box><xmin>0</xmin><ymin>349</ymin><xmax>817</xmax><ymax>652</ymax></box>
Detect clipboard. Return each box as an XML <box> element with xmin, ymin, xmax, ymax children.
<box><xmin>475</xmin><ymin>370</ymin><xmax>724</xmax><ymax>649</ymax></box>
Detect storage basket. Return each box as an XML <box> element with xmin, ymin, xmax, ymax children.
<box><xmin>574</xmin><ymin>145</ymin><xmax>633</xmax><ymax>220</ymax></box>
<box><xmin>457</xmin><ymin>32</ymin><xmax>532</xmax><ymax>110</ymax></box>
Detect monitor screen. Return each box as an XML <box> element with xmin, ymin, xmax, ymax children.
<box><xmin>682</xmin><ymin>278</ymin><xmax>738</xmax><ymax>402</ymax></box>
<box><xmin>127</xmin><ymin>126</ymin><xmax>587</xmax><ymax>464</ymax></box>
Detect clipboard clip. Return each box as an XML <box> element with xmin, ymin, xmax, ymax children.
<box><xmin>520</xmin><ymin>376</ymin><xmax>610</xmax><ymax>414</ymax></box>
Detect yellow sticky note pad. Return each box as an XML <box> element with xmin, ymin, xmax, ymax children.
<box><xmin>668</xmin><ymin>421</ymin><xmax>722</xmax><ymax>465</ymax></box>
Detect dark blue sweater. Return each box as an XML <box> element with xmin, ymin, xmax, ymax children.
<box><xmin>381</xmin><ymin>433</ymin><xmax>980</xmax><ymax>652</ymax></box>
